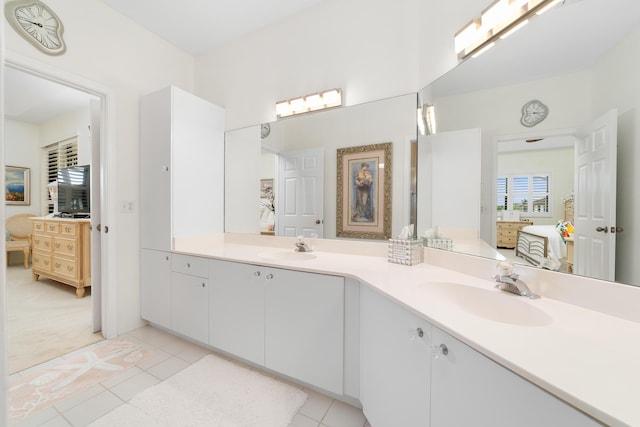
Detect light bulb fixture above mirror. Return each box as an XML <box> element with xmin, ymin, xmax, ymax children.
<box><xmin>454</xmin><ymin>0</ymin><xmax>561</xmax><ymax>60</ymax></box>
<box><xmin>275</xmin><ymin>89</ymin><xmax>343</xmax><ymax>119</ymax></box>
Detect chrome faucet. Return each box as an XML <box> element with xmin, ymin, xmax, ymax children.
<box><xmin>493</xmin><ymin>261</ymin><xmax>539</xmax><ymax>299</ymax></box>
<box><xmin>294</xmin><ymin>236</ymin><xmax>313</xmax><ymax>252</ymax></box>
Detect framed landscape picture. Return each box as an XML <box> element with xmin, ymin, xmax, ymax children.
<box><xmin>336</xmin><ymin>143</ymin><xmax>392</xmax><ymax>239</ymax></box>
<box><xmin>5</xmin><ymin>166</ymin><xmax>30</xmax><ymax>205</ymax></box>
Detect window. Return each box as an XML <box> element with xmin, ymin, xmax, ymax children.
<box><xmin>497</xmin><ymin>174</ymin><xmax>551</xmax><ymax>217</ymax></box>
<box><xmin>44</xmin><ymin>137</ymin><xmax>78</xmax><ymax>213</ymax></box>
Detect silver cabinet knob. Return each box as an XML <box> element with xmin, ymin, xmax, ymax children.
<box><xmin>432</xmin><ymin>343</ymin><xmax>449</xmax><ymax>359</ymax></box>
<box><xmin>266</xmin><ymin>273</ymin><xmax>274</xmax><ymax>280</ymax></box>
<box><xmin>254</xmin><ymin>271</ymin><xmax>261</xmax><ymax>277</ymax></box>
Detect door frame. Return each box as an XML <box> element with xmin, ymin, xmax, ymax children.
<box><xmin>2</xmin><ymin>52</ymin><xmax>118</xmax><ymax>340</ymax></box>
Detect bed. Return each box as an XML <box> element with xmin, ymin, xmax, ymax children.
<box><xmin>514</xmin><ymin>199</ymin><xmax>574</xmax><ymax>271</ymax></box>
<box><xmin>515</xmin><ymin>225</ymin><xmax>567</xmax><ymax>270</ymax></box>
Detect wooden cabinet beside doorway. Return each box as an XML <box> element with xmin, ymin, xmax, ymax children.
<box><xmin>31</xmin><ymin>218</ymin><xmax>91</xmax><ymax>298</ymax></box>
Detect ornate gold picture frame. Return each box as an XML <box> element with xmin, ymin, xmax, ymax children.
<box><xmin>336</xmin><ymin>143</ymin><xmax>392</xmax><ymax>239</ymax></box>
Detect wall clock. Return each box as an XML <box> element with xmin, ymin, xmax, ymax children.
<box><xmin>520</xmin><ymin>99</ymin><xmax>548</xmax><ymax>127</ymax></box>
<box><xmin>261</xmin><ymin>123</ymin><xmax>271</xmax><ymax>139</ymax></box>
<box><xmin>4</xmin><ymin>0</ymin><xmax>67</xmax><ymax>56</ymax></box>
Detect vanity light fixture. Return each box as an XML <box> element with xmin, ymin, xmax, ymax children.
<box><xmin>418</xmin><ymin>104</ymin><xmax>437</xmax><ymax>136</ymax></box>
<box><xmin>454</xmin><ymin>0</ymin><xmax>561</xmax><ymax>60</ymax></box>
<box><xmin>275</xmin><ymin>89</ymin><xmax>343</xmax><ymax>118</ymax></box>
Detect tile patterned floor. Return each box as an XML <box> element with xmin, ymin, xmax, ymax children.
<box><xmin>10</xmin><ymin>325</ymin><xmax>370</xmax><ymax>427</ymax></box>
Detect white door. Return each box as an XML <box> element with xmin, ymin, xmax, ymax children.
<box><xmin>427</xmin><ymin>129</ymin><xmax>482</xmax><ymax>232</ymax></box>
<box><xmin>276</xmin><ymin>148</ymin><xmax>324</xmax><ymax>237</ymax></box>
<box><xmin>574</xmin><ymin>109</ymin><xmax>617</xmax><ymax>281</ymax></box>
<box><xmin>90</xmin><ymin>99</ymin><xmax>102</xmax><ymax>332</ymax></box>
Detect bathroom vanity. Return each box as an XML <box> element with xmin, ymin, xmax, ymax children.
<box><xmin>139</xmin><ymin>233</ymin><xmax>640</xmax><ymax>427</ymax></box>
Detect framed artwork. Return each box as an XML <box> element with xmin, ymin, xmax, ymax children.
<box><xmin>259</xmin><ymin>178</ymin><xmax>275</xmax><ymax>232</ymax></box>
<box><xmin>5</xmin><ymin>166</ymin><xmax>30</xmax><ymax>205</ymax></box>
<box><xmin>260</xmin><ymin>178</ymin><xmax>274</xmax><ymax>198</ymax></box>
<box><xmin>336</xmin><ymin>142</ymin><xmax>392</xmax><ymax>239</ymax></box>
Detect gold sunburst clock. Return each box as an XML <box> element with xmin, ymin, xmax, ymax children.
<box><xmin>4</xmin><ymin>0</ymin><xmax>67</xmax><ymax>56</ymax></box>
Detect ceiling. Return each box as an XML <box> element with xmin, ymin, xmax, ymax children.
<box><xmin>96</xmin><ymin>0</ymin><xmax>327</xmax><ymax>55</ymax></box>
<box><xmin>4</xmin><ymin>0</ymin><xmax>327</xmax><ymax>124</ymax></box>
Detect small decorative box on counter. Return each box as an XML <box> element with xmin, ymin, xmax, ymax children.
<box><xmin>423</xmin><ymin>238</ymin><xmax>453</xmax><ymax>251</ymax></box>
<box><xmin>388</xmin><ymin>239</ymin><xmax>423</xmax><ymax>266</ymax></box>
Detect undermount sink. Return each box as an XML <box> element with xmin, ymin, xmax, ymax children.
<box><xmin>422</xmin><ymin>282</ymin><xmax>552</xmax><ymax>327</ymax></box>
<box><xmin>258</xmin><ymin>251</ymin><xmax>318</xmax><ymax>261</ymax></box>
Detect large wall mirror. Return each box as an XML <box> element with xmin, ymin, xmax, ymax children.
<box><xmin>225</xmin><ymin>94</ymin><xmax>417</xmax><ymax>240</ymax></box>
<box><xmin>417</xmin><ymin>0</ymin><xmax>640</xmax><ymax>287</ymax></box>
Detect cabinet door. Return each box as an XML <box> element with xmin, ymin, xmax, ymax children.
<box><xmin>140</xmin><ymin>88</ymin><xmax>172</xmax><ymax>251</ymax></box>
<box><xmin>209</xmin><ymin>260</ymin><xmax>265</xmax><ymax>365</ymax></box>
<box><xmin>431</xmin><ymin>327</ymin><xmax>603</xmax><ymax>427</ymax></box>
<box><xmin>265</xmin><ymin>268</ymin><xmax>344</xmax><ymax>395</ymax></box>
<box><xmin>360</xmin><ymin>286</ymin><xmax>431</xmax><ymax>427</ymax></box>
<box><xmin>171</xmin><ymin>272</ymin><xmax>208</xmax><ymax>344</ymax></box>
<box><xmin>141</xmin><ymin>249</ymin><xmax>172</xmax><ymax>329</ymax></box>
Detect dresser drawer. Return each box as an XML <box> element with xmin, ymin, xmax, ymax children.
<box><xmin>53</xmin><ymin>256</ymin><xmax>80</xmax><ymax>280</ymax></box>
<box><xmin>53</xmin><ymin>237</ymin><xmax>78</xmax><ymax>256</ymax></box>
<box><xmin>32</xmin><ymin>253</ymin><xmax>52</xmax><ymax>271</ymax></box>
<box><xmin>498</xmin><ymin>229</ymin><xmax>518</xmax><ymax>238</ymax></box>
<box><xmin>60</xmin><ymin>223</ymin><xmax>78</xmax><ymax>237</ymax></box>
<box><xmin>171</xmin><ymin>254</ymin><xmax>208</xmax><ymax>278</ymax></box>
<box><xmin>32</xmin><ymin>221</ymin><xmax>45</xmax><ymax>233</ymax></box>
<box><xmin>45</xmin><ymin>222</ymin><xmax>60</xmax><ymax>233</ymax></box>
<box><xmin>32</xmin><ymin>234</ymin><xmax>53</xmax><ymax>252</ymax></box>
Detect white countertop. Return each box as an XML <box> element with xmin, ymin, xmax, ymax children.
<box><xmin>173</xmin><ymin>234</ymin><xmax>640</xmax><ymax>427</ymax></box>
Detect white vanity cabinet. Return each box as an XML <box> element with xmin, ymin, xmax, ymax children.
<box><xmin>430</xmin><ymin>327</ymin><xmax>603</xmax><ymax>427</ymax></box>
<box><xmin>264</xmin><ymin>267</ymin><xmax>344</xmax><ymax>395</ymax></box>
<box><xmin>209</xmin><ymin>259</ymin><xmax>345</xmax><ymax>395</ymax></box>
<box><xmin>140</xmin><ymin>85</ymin><xmax>225</xmax><ymax>252</ymax></box>
<box><xmin>209</xmin><ymin>260</ymin><xmax>265</xmax><ymax>365</ymax></box>
<box><xmin>171</xmin><ymin>254</ymin><xmax>209</xmax><ymax>344</ymax></box>
<box><xmin>359</xmin><ymin>285</ymin><xmax>432</xmax><ymax>427</ymax></box>
<box><xmin>140</xmin><ymin>249</ymin><xmax>172</xmax><ymax>329</ymax></box>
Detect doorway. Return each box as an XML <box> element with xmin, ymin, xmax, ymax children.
<box><xmin>3</xmin><ymin>64</ymin><xmax>104</xmax><ymax>373</ymax></box>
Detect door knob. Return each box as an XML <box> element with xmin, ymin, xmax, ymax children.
<box><xmin>96</xmin><ymin>224</ymin><xmax>101</xmax><ymax>231</ymax></box>
<box><xmin>315</xmin><ymin>219</ymin><xmax>321</xmax><ymax>224</ymax></box>
<box><xmin>596</xmin><ymin>226</ymin><xmax>608</xmax><ymax>233</ymax></box>
<box><xmin>611</xmin><ymin>226</ymin><xmax>624</xmax><ymax>233</ymax></box>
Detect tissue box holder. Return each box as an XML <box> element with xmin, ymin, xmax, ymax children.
<box><xmin>388</xmin><ymin>239</ymin><xmax>423</xmax><ymax>266</ymax></box>
<box><xmin>423</xmin><ymin>238</ymin><xmax>453</xmax><ymax>251</ymax></box>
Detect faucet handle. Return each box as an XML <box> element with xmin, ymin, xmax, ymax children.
<box><xmin>497</xmin><ymin>259</ymin><xmax>515</xmax><ymax>277</ymax></box>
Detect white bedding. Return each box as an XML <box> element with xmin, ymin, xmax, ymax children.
<box><xmin>521</xmin><ymin>225</ymin><xmax>566</xmax><ymax>261</ymax></box>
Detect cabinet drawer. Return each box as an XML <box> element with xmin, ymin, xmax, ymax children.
<box><xmin>45</xmin><ymin>222</ymin><xmax>60</xmax><ymax>233</ymax></box>
<box><xmin>172</xmin><ymin>254</ymin><xmax>208</xmax><ymax>278</ymax></box>
<box><xmin>53</xmin><ymin>237</ymin><xmax>78</xmax><ymax>256</ymax></box>
<box><xmin>60</xmin><ymin>223</ymin><xmax>78</xmax><ymax>237</ymax></box>
<box><xmin>32</xmin><ymin>221</ymin><xmax>45</xmax><ymax>232</ymax></box>
<box><xmin>53</xmin><ymin>257</ymin><xmax>80</xmax><ymax>280</ymax></box>
<box><xmin>32</xmin><ymin>253</ymin><xmax>52</xmax><ymax>271</ymax></box>
<box><xmin>32</xmin><ymin>234</ymin><xmax>53</xmax><ymax>252</ymax></box>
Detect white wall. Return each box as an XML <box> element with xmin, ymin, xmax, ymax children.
<box><xmin>40</xmin><ymin>108</ymin><xmax>92</xmax><ymax>165</ymax></box>
<box><xmin>195</xmin><ymin>0</ymin><xmax>422</xmax><ymax>131</ymax></box>
<box><xmin>3</xmin><ymin>0</ymin><xmax>196</xmax><ymax>335</ymax></box>
<box><xmin>4</xmin><ymin>120</ymin><xmax>40</xmax><ymax>216</ymax></box>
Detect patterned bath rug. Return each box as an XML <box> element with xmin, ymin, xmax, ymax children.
<box><xmin>90</xmin><ymin>354</ymin><xmax>308</xmax><ymax>427</ymax></box>
<box><xmin>9</xmin><ymin>338</ymin><xmax>152</xmax><ymax>423</ymax></box>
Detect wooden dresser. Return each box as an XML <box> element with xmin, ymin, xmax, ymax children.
<box><xmin>496</xmin><ymin>220</ymin><xmax>532</xmax><ymax>249</ymax></box>
<box><xmin>31</xmin><ymin>218</ymin><xmax>91</xmax><ymax>298</ymax></box>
